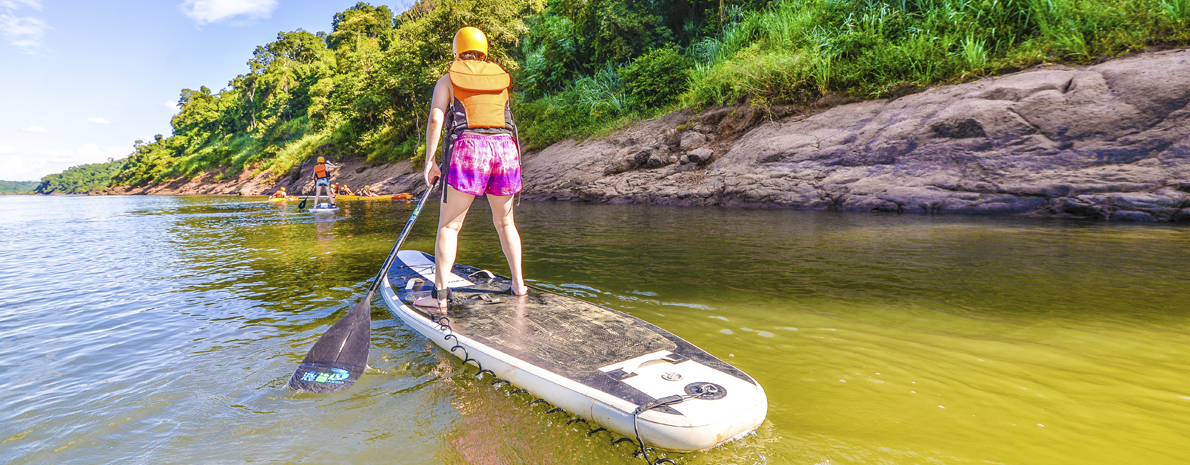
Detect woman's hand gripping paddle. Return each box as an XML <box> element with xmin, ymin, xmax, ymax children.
<box><xmin>288</xmin><ymin>182</ymin><xmax>438</xmax><ymax>393</ymax></box>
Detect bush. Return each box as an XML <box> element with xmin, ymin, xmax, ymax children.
<box><xmin>618</xmin><ymin>45</ymin><xmax>693</xmax><ymax>109</ymax></box>
<box><xmin>515</xmin><ymin>63</ymin><xmax>634</xmax><ymax>148</ymax></box>
<box><xmin>686</xmin><ymin>46</ymin><xmax>818</xmax><ymax>107</ymax></box>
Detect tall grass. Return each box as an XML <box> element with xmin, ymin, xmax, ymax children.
<box><xmin>677</xmin><ymin>0</ymin><xmax>1189</xmax><ymax>110</ymax></box>
<box><xmin>1163</xmin><ymin>0</ymin><xmax>1190</xmax><ymax>21</ymax></box>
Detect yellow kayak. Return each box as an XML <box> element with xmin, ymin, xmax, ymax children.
<box><xmin>268</xmin><ymin>197</ymin><xmax>293</xmax><ymax>202</ymax></box>
<box><xmin>335</xmin><ymin>194</ymin><xmax>413</xmax><ymax>201</ymax></box>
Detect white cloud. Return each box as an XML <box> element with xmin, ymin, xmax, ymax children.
<box><xmin>179</xmin><ymin>0</ymin><xmax>277</xmax><ymax>25</ymax></box>
<box><xmin>86</xmin><ymin>117</ymin><xmax>111</xmax><ymax>124</ymax></box>
<box><xmin>164</xmin><ymin>100</ymin><xmax>180</xmax><ymax>113</ymax></box>
<box><xmin>36</xmin><ymin>143</ymin><xmax>128</xmax><ymax>165</ymax></box>
<box><xmin>0</xmin><ymin>9</ymin><xmax>48</xmax><ymax>54</ymax></box>
<box><xmin>0</xmin><ymin>144</ymin><xmax>16</xmax><ymax>154</ymax></box>
<box><xmin>0</xmin><ymin>1</ymin><xmax>43</xmax><ymax>11</ymax></box>
<box><xmin>0</xmin><ymin>153</ymin><xmax>45</xmax><ymax>181</ymax></box>
<box><xmin>20</xmin><ymin>125</ymin><xmax>46</xmax><ymax>133</ymax></box>
<box><xmin>76</xmin><ymin>143</ymin><xmax>128</xmax><ymax>161</ymax></box>
<box><xmin>2</xmin><ymin>141</ymin><xmax>129</xmax><ymax>181</ymax></box>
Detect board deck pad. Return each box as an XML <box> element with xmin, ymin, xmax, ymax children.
<box><xmin>387</xmin><ymin>250</ymin><xmax>754</xmax><ymax>413</ymax></box>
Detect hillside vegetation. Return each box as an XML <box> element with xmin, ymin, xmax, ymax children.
<box><xmin>0</xmin><ymin>181</ymin><xmax>40</xmax><ymax>195</ymax></box>
<box><xmin>109</xmin><ymin>0</ymin><xmax>1190</xmax><ymax>188</ymax></box>
<box><xmin>37</xmin><ymin>160</ymin><xmax>125</xmax><ymax>194</ymax></box>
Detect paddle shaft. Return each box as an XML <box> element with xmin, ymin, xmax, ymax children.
<box><xmin>360</xmin><ymin>182</ymin><xmax>438</xmax><ymax>303</ymax></box>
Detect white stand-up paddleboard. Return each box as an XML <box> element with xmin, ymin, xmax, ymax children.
<box><xmin>309</xmin><ymin>202</ymin><xmax>339</xmax><ymax>213</ymax></box>
<box><xmin>380</xmin><ymin>250</ymin><xmax>767</xmax><ymax>452</ymax></box>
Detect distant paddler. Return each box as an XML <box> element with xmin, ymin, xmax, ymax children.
<box><xmin>311</xmin><ymin>156</ymin><xmax>337</xmax><ymax>208</ymax></box>
<box><xmin>339</xmin><ymin>184</ymin><xmax>355</xmax><ymax>196</ymax></box>
<box><xmin>269</xmin><ymin>186</ymin><xmax>289</xmax><ymax>200</ymax></box>
<box><xmin>358</xmin><ymin>185</ymin><xmax>379</xmax><ymax>197</ymax></box>
<box><xmin>416</xmin><ymin>26</ymin><xmax>527</xmax><ymax>308</ymax></box>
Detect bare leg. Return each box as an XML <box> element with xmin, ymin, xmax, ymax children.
<box><xmin>415</xmin><ymin>185</ymin><xmax>476</xmax><ymax>308</ymax></box>
<box><xmin>488</xmin><ymin>193</ymin><xmax>526</xmax><ymax>295</ymax></box>
<box><xmin>313</xmin><ymin>185</ymin><xmax>324</xmax><ymax>206</ymax></box>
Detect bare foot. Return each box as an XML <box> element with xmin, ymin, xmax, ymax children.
<box><xmin>511</xmin><ymin>282</ymin><xmax>528</xmax><ymax>296</ymax></box>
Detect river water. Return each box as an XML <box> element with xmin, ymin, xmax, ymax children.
<box><xmin>2</xmin><ymin>194</ymin><xmax>1188</xmax><ymax>464</ymax></box>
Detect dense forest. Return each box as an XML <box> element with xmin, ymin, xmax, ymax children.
<box><xmin>0</xmin><ymin>181</ymin><xmax>39</xmax><ymax>195</ymax></box>
<box><xmin>99</xmin><ymin>0</ymin><xmax>1190</xmax><ymax>188</ymax></box>
<box><xmin>36</xmin><ymin>160</ymin><xmax>125</xmax><ymax>194</ymax></box>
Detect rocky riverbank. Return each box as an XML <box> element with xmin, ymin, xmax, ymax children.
<box><xmin>102</xmin><ymin>47</ymin><xmax>1190</xmax><ymax>221</ymax></box>
<box><xmin>522</xmin><ymin>47</ymin><xmax>1190</xmax><ymax>221</ymax></box>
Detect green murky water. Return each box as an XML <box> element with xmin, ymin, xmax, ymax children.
<box><xmin>2</xmin><ymin>195</ymin><xmax>1188</xmax><ymax>464</ymax></box>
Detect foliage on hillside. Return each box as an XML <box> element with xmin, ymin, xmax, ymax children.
<box><xmin>114</xmin><ymin>0</ymin><xmax>541</xmax><ymax>187</ymax></box>
<box><xmin>106</xmin><ymin>0</ymin><xmax>1190</xmax><ymax>187</ymax></box>
<box><xmin>36</xmin><ymin>160</ymin><xmax>125</xmax><ymax>194</ymax></box>
<box><xmin>520</xmin><ymin>0</ymin><xmax>1190</xmax><ymax>145</ymax></box>
<box><xmin>0</xmin><ymin>181</ymin><xmax>39</xmax><ymax>195</ymax></box>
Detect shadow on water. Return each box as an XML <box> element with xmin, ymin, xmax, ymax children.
<box><xmin>1</xmin><ymin>195</ymin><xmax>1189</xmax><ymax>464</ymax></box>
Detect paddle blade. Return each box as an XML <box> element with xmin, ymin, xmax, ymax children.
<box><xmin>298</xmin><ymin>197</ymin><xmax>307</xmax><ymax>209</ymax></box>
<box><xmin>289</xmin><ymin>298</ymin><xmax>373</xmax><ymax>393</ymax></box>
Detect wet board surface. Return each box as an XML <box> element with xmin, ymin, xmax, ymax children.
<box><xmin>385</xmin><ymin>250</ymin><xmax>755</xmax><ymax>413</ymax></box>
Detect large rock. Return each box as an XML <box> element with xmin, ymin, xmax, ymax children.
<box><xmin>520</xmin><ymin>48</ymin><xmax>1190</xmax><ymax>220</ymax></box>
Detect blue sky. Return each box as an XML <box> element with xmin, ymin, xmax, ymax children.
<box><xmin>0</xmin><ymin>0</ymin><xmax>411</xmax><ymax>182</ymax></box>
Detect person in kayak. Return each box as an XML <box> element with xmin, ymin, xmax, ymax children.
<box><xmin>415</xmin><ymin>26</ymin><xmax>527</xmax><ymax>308</ymax></box>
<box><xmin>311</xmin><ymin>157</ymin><xmax>336</xmax><ymax>207</ymax></box>
<box><xmin>358</xmin><ymin>185</ymin><xmax>378</xmax><ymax>197</ymax></box>
<box><xmin>269</xmin><ymin>186</ymin><xmax>288</xmax><ymax>199</ymax></box>
<box><xmin>340</xmin><ymin>184</ymin><xmax>355</xmax><ymax>196</ymax></box>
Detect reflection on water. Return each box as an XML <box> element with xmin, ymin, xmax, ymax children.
<box><xmin>1</xmin><ymin>195</ymin><xmax>1188</xmax><ymax>464</ymax></box>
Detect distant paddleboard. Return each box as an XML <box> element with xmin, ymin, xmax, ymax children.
<box><xmin>381</xmin><ymin>250</ymin><xmax>767</xmax><ymax>452</ymax></box>
<box><xmin>309</xmin><ymin>203</ymin><xmax>339</xmax><ymax>213</ymax></box>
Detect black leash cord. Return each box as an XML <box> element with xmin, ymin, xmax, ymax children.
<box><xmin>631</xmin><ymin>395</ymin><xmax>691</xmax><ymax>465</ymax></box>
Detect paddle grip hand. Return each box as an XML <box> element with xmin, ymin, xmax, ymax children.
<box><xmin>424</xmin><ymin>163</ymin><xmax>442</xmax><ymax>187</ymax></box>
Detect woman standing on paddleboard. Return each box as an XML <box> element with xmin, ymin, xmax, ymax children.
<box><xmin>416</xmin><ymin>26</ymin><xmax>527</xmax><ymax>308</ymax></box>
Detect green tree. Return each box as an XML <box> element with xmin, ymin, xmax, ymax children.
<box><xmin>0</xmin><ymin>180</ymin><xmax>39</xmax><ymax>194</ymax></box>
<box><xmin>36</xmin><ymin>159</ymin><xmax>126</xmax><ymax>194</ymax></box>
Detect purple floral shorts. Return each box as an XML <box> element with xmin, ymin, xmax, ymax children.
<box><xmin>447</xmin><ymin>133</ymin><xmax>521</xmax><ymax>197</ymax></box>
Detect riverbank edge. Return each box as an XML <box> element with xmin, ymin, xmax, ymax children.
<box><xmin>96</xmin><ymin>47</ymin><xmax>1190</xmax><ymax>222</ymax></box>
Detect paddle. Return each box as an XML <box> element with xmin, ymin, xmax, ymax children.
<box><xmin>288</xmin><ymin>181</ymin><xmax>438</xmax><ymax>393</ymax></box>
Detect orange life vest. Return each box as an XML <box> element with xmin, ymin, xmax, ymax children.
<box><xmin>314</xmin><ymin>162</ymin><xmax>327</xmax><ymax>179</ymax></box>
<box><xmin>448</xmin><ymin>60</ymin><xmax>513</xmax><ymax>129</ymax></box>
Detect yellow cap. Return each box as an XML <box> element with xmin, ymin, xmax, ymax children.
<box><xmin>280</xmin><ymin>187</ymin><xmax>286</xmax><ymax>190</ymax></box>
<box><xmin>453</xmin><ymin>27</ymin><xmax>488</xmax><ymax>58</ymax></box>
<box><xmin>317</xmin><ymin>156</ymin><xmax>325</xmax><ymax>163</ymax></box>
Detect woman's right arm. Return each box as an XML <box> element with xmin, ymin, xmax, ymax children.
<box><xmin>424</xmin><ymin>75</ymin><xmax>452</xmax><ymax>186</ymax></box>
